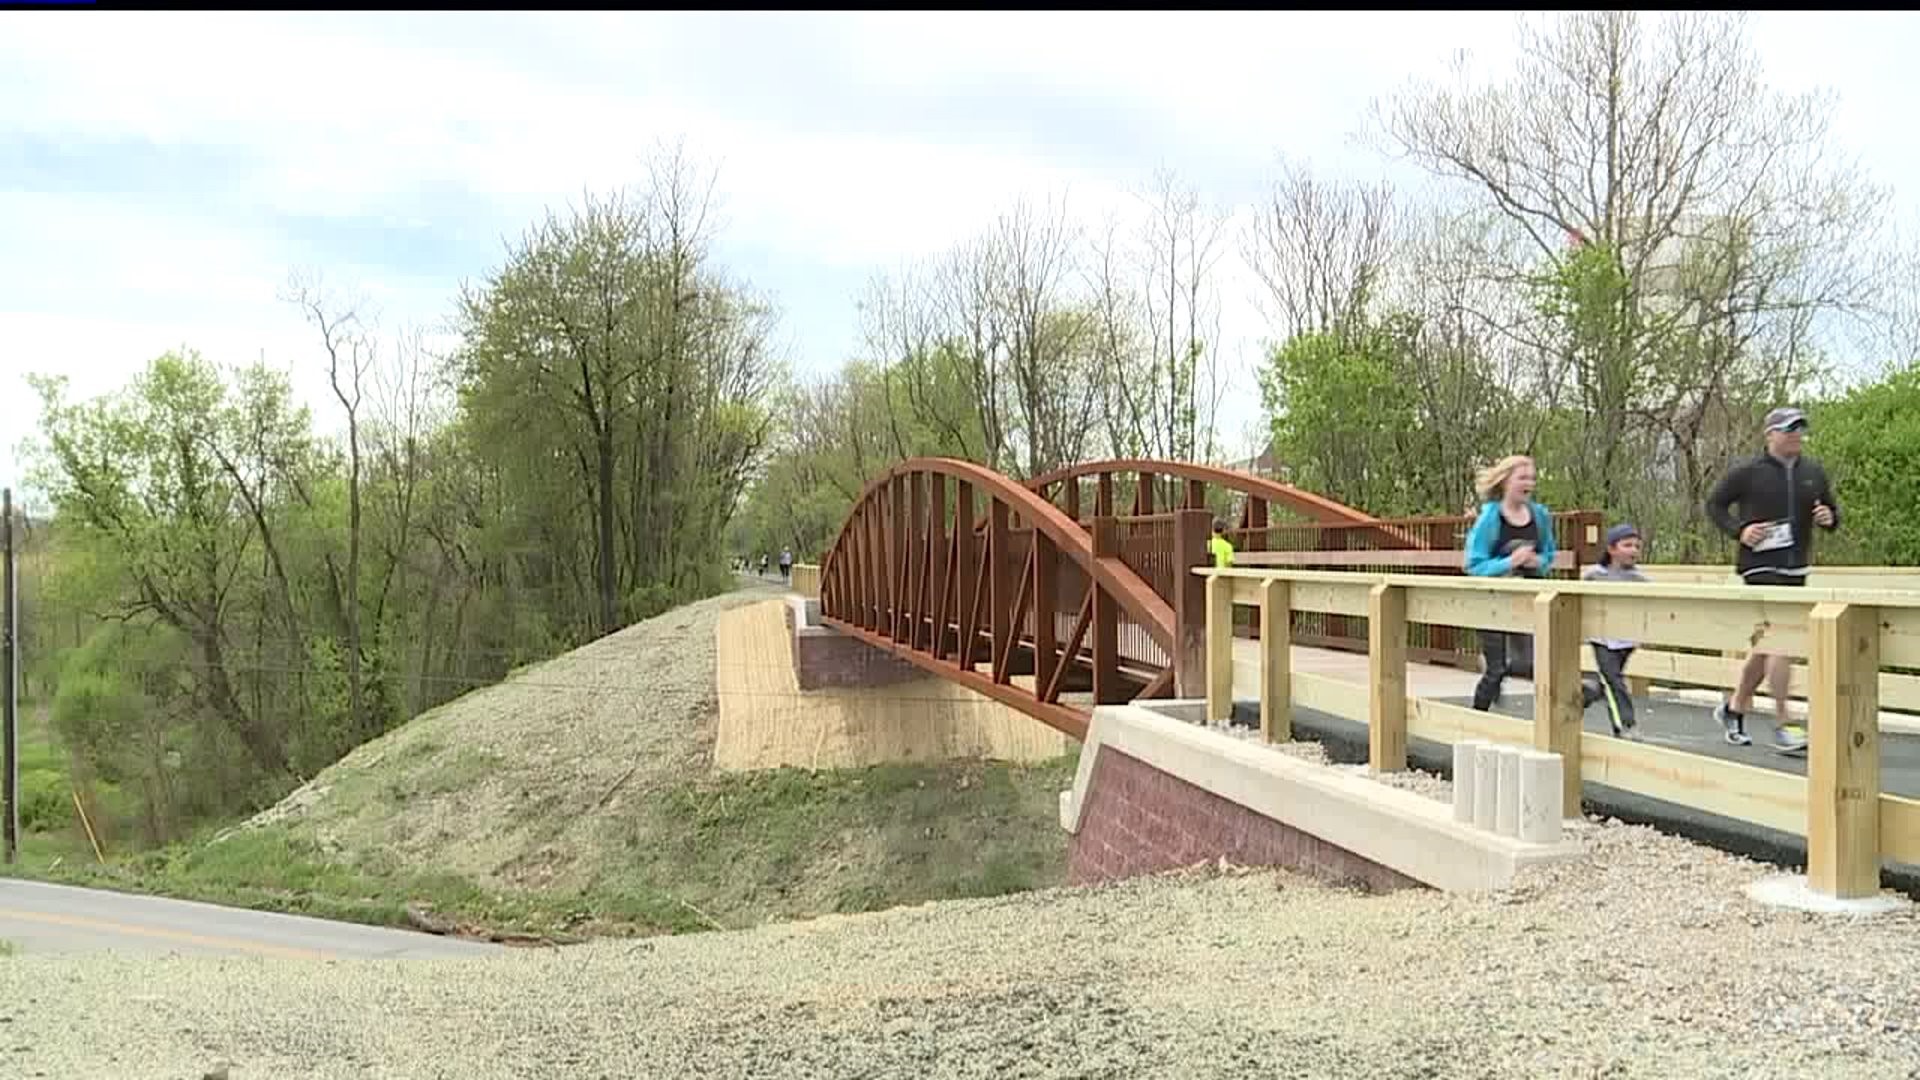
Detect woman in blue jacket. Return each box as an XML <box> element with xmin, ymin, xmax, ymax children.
<box><xmin>1463</xmin><ymin>455</ymin><xmax>1557</xmax><ymax>711</ymax></box>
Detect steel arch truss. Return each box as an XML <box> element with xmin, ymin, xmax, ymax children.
<box><xmin>819</xmin><ymin>459</ymin><xmax>1175</xmax><ymax>739</ymax></box>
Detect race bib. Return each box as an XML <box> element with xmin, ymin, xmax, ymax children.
<box><xmin>1752</xmin><ymin>520</ymin><xmax>1794</xmax><ymax>552</ymax></box>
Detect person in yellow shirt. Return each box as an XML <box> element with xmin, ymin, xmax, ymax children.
<box><xmin>1209</xmin><ymin>519</ymin><xmax>1235</xmax><ymax>568</ymax></box>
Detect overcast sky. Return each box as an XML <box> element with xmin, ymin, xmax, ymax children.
<box><xmin>3</xmin><ymin>11</ymin><xmax>1916</xmax><ymax>498</ymax></box>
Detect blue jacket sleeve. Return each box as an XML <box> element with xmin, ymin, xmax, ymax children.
<box><xmin>1464</xmin><ymin>504</ymin><xmax>1513</xmax><ymax>577</ymax></box>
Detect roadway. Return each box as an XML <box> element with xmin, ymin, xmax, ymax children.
<box><xmin>0</xmin><ymin>879</ymin><xmax>503</xmax><ymax>958</ymax></box>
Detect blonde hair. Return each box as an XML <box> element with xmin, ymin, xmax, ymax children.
<box><xmin>1474</xmin><ymin>455</ymin><xmax>1534</xmax><ymax>503</ymax></box>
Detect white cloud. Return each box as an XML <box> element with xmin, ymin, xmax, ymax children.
<box><xmin>2</xmin><ymin>10</ymin><xmax>1916</xmax><ymax>495</ymax></box>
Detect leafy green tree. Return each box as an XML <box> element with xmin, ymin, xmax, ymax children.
<box><xmin>1809</xmin><ymin>366</ymin><xmax>1920</xmax><ymax>565</ymax></box>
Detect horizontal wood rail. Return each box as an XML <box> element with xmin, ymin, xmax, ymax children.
<box><xmin>1194</xmin><ymin>566</ymin><xmax>1920</xmax><ymax>901</ymax></box>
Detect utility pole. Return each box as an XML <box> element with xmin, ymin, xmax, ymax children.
<box><xmin>2</xmin><ymin>486</ymin><xmax>17</xmax><ymax>864</ymax></box>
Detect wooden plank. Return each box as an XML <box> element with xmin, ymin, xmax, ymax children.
<box><xmin>1238</xmin><ymin>549</ymin><xmax>1576</xmax><ymax>570</ymax></box>
<box><xmin>1199</xmin><ymin>566</ymin><xmax>1920</xmax><ymax>611</ymax></box>
<box><xmin>1642</xmin><ymin>565</ymin><xmax>1920</xmax><ymax>592</ymax></box>
<box><xmin>1807</xmin><ymin>602</ymin><xmax>1881</xmax><ymax>898</ymax></box>
<box><xmin>1207</xmin><ymin>575</ymin><xmax>1235</xmax><ymax>722</ymax></box>
<box><xmin>1878</xmin><ymin>607</ymin><xmax>1920</xmax><ymax>669</ymax></box>
<box><xmin>1368</xmin><ymin>583</ymin><xmax>1407</xmax><ymax>772</ymax></box>
<box><xmin>1580</xmin><ymin>731</ymin><xmax>1808</xmax><ymax>837</ymax></box>
<box><xmin>1409</xmin><ymin>694</ymin><xmax>1532</xmax><ymax>747</ymax></box>
<box><xmin>1581</xmin><ymin>593</ymin><xmax>1813</xmax><ymax>659</ymax></box>
<box><xmin>1227</xmin><ymin>574</ymin><xmax>1371</xmax><ymax>617</ymax></box>
<box><xmin>1206</xmin><ymin>567</ymin><xmax>1920</xmax><ymax>666</ymax></box>
<box><xmin>1288</xmin><ymin>670</ymin><xmax>1816</xmax><ymax>838</ymax></box>
<box><xmin>1259</xmin><ymin>579</ymin><xmax>1292</xmax><ymax>742</ymax></box>
<box><xmin>1882</xmin><ymin>794</ymin><xmax>1920</xmax><ymax>867</ymax></box>
<box><xmin>1535</xmin><ymin>591</ymin><xmax>1583</xmax><ymax>816</ymax></box>
<box><xmin>1404</xmin><ymin>588</ymin><xmax>1535</xmax><ymax>635</ymax></box>
<box><xmin>1581</xmin><ymin>646</ymin><xmax>1920</xmax><ymax>715</ymax></box>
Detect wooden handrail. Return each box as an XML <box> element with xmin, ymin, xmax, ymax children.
<box><xmin>1195</xmin><ymin>565</ymin><xmax>1909</xmax><ymax>901</ymax></box>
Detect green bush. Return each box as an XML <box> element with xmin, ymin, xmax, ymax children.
<box><xmin>20</xmin><ymin>769</ymin><xmax>72</xmax><ymax>832</ymax></box>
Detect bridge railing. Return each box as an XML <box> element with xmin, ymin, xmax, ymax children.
<box><xmin>1192</xmin><ymin>566</ymin><xmax>1920</xmax><ymax>901</ymax></box>
<box><xmin>1228</xmin><ymin>510</ymin><xmax>1605</xmax><ymax>668</ymax></box>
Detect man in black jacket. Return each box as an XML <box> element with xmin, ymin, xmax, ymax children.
<box><xmin>1703</xmin><ymin>406</ymin><xmax>1840</xmax><ymax>754</ymax></box>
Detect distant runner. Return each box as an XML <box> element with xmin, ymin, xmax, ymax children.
<box><xmin>1581</xmin><ymin>524</ymin><xmax>1646</xmax><ymax>740</ymax></box>
<box><xmin>779</xmin><ymin>547</ymin><xmax>793</xmax><ymax>584</ymax></box>
<box><xmin>1209</xmin><ymin>520</ymin><xmax>1235</xmax><ymax>568</ymax></box>
<box><xmin>1464</xmin><ymin>455</ymin><xmax>1556</xmax><ymax>712</ymax></box>
<box><xmin>1705</xmin><ymin>406</ymin><xmax>1839</xmax><ymax>754</ymax></box>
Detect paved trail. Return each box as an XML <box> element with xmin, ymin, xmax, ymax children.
<box><xmin>0</xmin><ymin>879</ymin><xmax>502</xmax><ymax>958</ymax></box>
<box><xmin>1230</xmin><ymin>640</ymin><xmax>1920</xmax><ymax>797</ymax></box>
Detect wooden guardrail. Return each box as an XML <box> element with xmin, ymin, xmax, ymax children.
<box><xmin>1638</xmin><ymin>565</ymin><xmax>1920</xmax><ymax>590</ymax></box>
<box><xmin>1194</xmin><ymin>566</ymin><xmax>1920</xmax><ymax>901</ymax></box>
<box><xmin>791</xmin><ymin>563</ymin><xmax>821</xmax><ymax>600</ymax></box>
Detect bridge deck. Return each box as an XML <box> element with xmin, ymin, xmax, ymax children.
<box><xmin>1228</xmin><ymin>639</ymin><xmax>1920</xmax><ymax>798</ymax></box>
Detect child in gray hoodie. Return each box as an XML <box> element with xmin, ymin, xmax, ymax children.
<box><xmin>1582</xmin><ymin>523</ymin><xmax>1646</xmax><ymax>738</ymax></box>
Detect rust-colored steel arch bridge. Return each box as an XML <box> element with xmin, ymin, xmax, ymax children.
<box><xmin>817</xmin><ymin>457</ymin><xmax>1428</xmax><ymax>740</ymax></box>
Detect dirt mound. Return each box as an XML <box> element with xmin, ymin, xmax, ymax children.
<box><xmin>233</xmin><ymin>581</ymin><xmax>786</xmax><ymax>891</ymax></box>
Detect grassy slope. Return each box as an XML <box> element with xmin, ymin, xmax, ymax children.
<box><xmin>11</xmin><ymin>583</ymin><xmax>1079</xmax><ymax>940</ymax></box>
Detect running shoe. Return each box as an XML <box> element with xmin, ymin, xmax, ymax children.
<box><xmin>1773</xmin><ymin>723</ymin><xmax>1809</xmax><ymax>755</ymax></box>
<box><xmin>1714</xmin><ymin>700</ymin><xmax>1752</xmax><ymax>746</ymax></box>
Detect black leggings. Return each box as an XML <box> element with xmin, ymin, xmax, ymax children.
<box><xmin>1582</xmin><ymin>644</ymin><xmax>1637</xmax><ymax>731</ymax></box>
<box><xmin>1472</xmin><ymin>630</ymin><xmax>1534</xmax><ymax>711</ymax></box>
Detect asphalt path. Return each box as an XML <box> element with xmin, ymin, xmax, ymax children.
<box><xmin>0</xmin><ymin>879</ymin><xmax>504</xmax><ymax>958</ymax></box>
<box><xmin>1459</xmin><ymin>690</ymin><xmax>1920</xmax><ymax>797</ymax></box>
<box><xmin>1232</xmin><ymin>690</ymin><xmax>1920</xmax><ymax>886</ymax></box>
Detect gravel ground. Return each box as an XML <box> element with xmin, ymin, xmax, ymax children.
<box><xmin>230</xmin><ymin>578</ymin><xmax>787</xmax><ymax>889</ymax></box>
<box><xmin>1204</xmin><ymin>719</ymin><xmax>1457</xmax><ymax>801</ymax></box>
<box><xmin>7</xmin><ymin>816</ymin><xmax>1919</xmax><ymax>1079</ymax></box>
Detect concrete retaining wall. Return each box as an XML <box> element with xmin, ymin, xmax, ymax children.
<box><xmin>1067</xmin><ymin>746</ymin><xmax>1419</xmax><ymax>891</ymax></box>
<box><xmin>1062</xmin><ymin>704</ymin><xmax>1581</xmax><ymax>892</ymax></box>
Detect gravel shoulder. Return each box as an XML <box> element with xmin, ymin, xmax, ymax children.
<box><xmin>7</xmin><ymin>816</ymin><xmax>1918</xmax><ymax>1079</ymax></box>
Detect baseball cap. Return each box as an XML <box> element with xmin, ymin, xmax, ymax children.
<box><xmin>1604</xmin><ymin>523</ymin><xmax>1639</xmax><ymax>547</ymax></box>
<box><xmin>1764</xmin><ymin>406</ymin><xmax>1808</xmax><ymax>433</ymax></box>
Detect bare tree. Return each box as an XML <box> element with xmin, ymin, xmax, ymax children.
<box><xmin>1109</xmin><ymin>169</ymin><xmax>1228</xmax><ymax>463</ymax></box>
<box><xmin>1245</xmin><ymin>158</ymin><xmax>1399</xmax><ymax>340</ymax></box>
<box><xmin>284</xmin><ymin>271</ymin><xmax>375</xmax><ymax>740</ymax></box>
<box><xmin>992</xmin><ymin>195</ymin><xmax>1101</xmax><ymax>477</ymax></box>
<box><xmin>1374</xmin><ymin>10</ymin><xmax>1886</xmax><ymax>526</ymax></box>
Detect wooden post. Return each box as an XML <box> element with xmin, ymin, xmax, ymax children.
<box><xmin>1368</xmin><ymin>582</ymin><xmax>1407</xmax><ymax>772</ymax></box>
<box><xmin>1533</xmin><ymin>590</ymin><xmax>1583</xmax><ymax>816</ymax></box>
<box><xmin>1171</xmin><ymin>508</ymin><xmax>1211</xmax><ymax>698</ymax></box>
<box><xmin>1090</xmin><ymin>516</ymin><xmax>1123</xmax><ymax>704</ymax></box>
<box><xmin>1206</xmin><ymin>574</ymin><xmax>1234</xmax><ymax>722</ymax></box>
<box><xmin>1259</xmin><ymin>578</ymin><xmax>1292</xmax><ymax>742</ymax></box>
<box><xmin>1807</xmin><ymin>601</ymin><xmax>1881</xmax><ymax>899</ymax></box>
